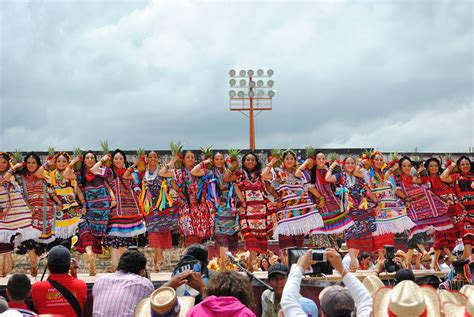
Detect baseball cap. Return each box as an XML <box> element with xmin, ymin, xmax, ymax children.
<box><xmin>298</xmin><ymin>297</ymin><xmax>318</xmax><ymax>317</ymax></box>
<box><xmin>268</xmin><ymin>263</ymin><xmax>289</xmax><ymax>278</ymax></box>
<box><xmin>320</xmin><ymin>285</ymin><xmax>355</xmax><ymax>316</ymax></box>
<box><xmin>47</xmin><ymin>245</ymin><xmax>71</xmax><ymax>266</ymax></box>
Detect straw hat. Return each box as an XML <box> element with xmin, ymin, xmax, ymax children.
<box><xmin>460</xmin><ymin>284</ymin><xmax>474</xmax><ymax>299</ymax></box>
<box><xmin>338</xmin><ymin>243</ymin><xmax>349</xmax><ymax>253</ymax></box>
<box><xmin>437</xmin><ymin>290</ymin><xmax>467</xmax><ymax>312</ymax></box>
<box><xmin>363</xmin><ymin>275</ymin><xmax>384</xmax><ymax>297</ymax></box>
<box><xmin>395</xmin><ymin>250</ymin><xmax>408</xmax><ymax>259</ymax></box>
<box><xmin>437</xmin><ymin>289</ymin><xmax>467</xmax><ymax>305</ymax></box>
<box><xmin>373</xmin><ymin>280</ymin><xmax>441</xmax><ymax>317</ymax></box>
<box><xmin>443</xmin><ymin>294</ymin><xmax>474</xmax><ymax>317</ymax></box>
<box><xmin>134</xmin><ymin>287</ymin><xmax>195</xmax><ymax>317</ymax></box>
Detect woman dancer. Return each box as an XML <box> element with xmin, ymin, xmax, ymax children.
<box><xmin>421</xmin><ymin>158</ymin><xmax>465</xmax><ymax>267</ymax></box>
<box><xmin>262</xmin><ymin>149</ymin><xmax>323</xmax><ymax>256</ymax></box>
<box><xmin>366</xmin><ymin>151</ymin><xmax>414</xmax><ymax>260</ymax></box>
<box><xmin>192</xmin><ymin>152</ymin><xmax>239</xmax><ymax>268</ymax></box>
<box><xmin>304</xmin><ymin>151</ymin><xmax>354</xmax><ymax>248</ymax></box>
<box><xmin>441</xmin><ymin>156</ymin><xmax>474</xmax><ymax>259</ymax></box>
<box><xmin>95</xmin><ymin>149</ymin><xmax>146</xmax><ymax>272</ymax></box>
<box><xmin>49</xmin><ymin>152</ymin><xmax>84</xmax><ymax>242</ymax></box>
<box><xmin>15</xmin><ymin>152</ymin><xmax>60</xmax><ymax>276</ymax></box>
<box><xmin>0</xmin><ymin>153</ymin><xmax>40</xmax><ymax>277</ymax></box>
<box><xmin>159</xmin><ymin>151</ymin><xmax>214</xmax><ymax>246</ymax></box>
<box><xmin>395</xmin><ymin>156</ymin><xmax>452</xmax><ymax>265</ymax></box>
<box><xmin>140</xmin><ymin>151</ymin><xmax>179</xmax><ymax>271</ymax></box>
<box><xmin>229</xmin><ymin>152</ymin><xmax>273</xmax><ymax>271</ymax></box>
<box><xmin>75</xmin><ymin>150</ymin><xmax>114</xmax><ymax>276</ymax></box>
<box><xmin>325</xmin><ymin>156</ymin><xmax>378</xmax><ymax>271</ymax></box>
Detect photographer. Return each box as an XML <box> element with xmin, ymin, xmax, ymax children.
<box><xmin>281</xmin><ymin>249</ymin><xmax>372</xmax><ymax>317</ymax></box>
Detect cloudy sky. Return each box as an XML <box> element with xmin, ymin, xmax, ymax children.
<box><xmin>1</xmin><ymin>0</ymin><xmax>472</xmax><ymax>153</ymax></box>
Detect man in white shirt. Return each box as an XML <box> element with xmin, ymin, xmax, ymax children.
<box><xmin>280</xmin><ymin>249</ymin><xmax>373</xmax><ymax>317</ymax></box>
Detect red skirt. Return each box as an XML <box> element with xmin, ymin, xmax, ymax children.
<box><xmin>433</xmin><ymin>230</ymin><xmax>456</xmax><ymax>250</ymax></box>
<box><xmin>278</xmin><ymin>234</ymin><xmax>305</xmax><ymax>250</ymax></box>
<box><xmin>373</xmin><ymin>233</ymin><xmax>394</xmax><ymax>252</ymax></box>
<box><xmin>346</xmin><ymin>235</ymin><xmax>374</xmax><ymax>253</ymax></box>
<box><xmin>245</xmin><ymin>235</ymin><xmax>268</xmax><ymax>253</ymax></box>
<box><xmin>148</xmin><ymin>232</ymin><xmax>173</xmax><ymax>249</ymax></box>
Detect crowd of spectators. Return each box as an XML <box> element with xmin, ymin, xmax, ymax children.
<box><xmin>0</xmin><ymin>243</ymin><xmax>472</xmax><ymax>317</ymax></box>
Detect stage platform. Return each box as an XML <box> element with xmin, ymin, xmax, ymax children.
<box><xmin>0</xmin><ymin>269</ymin><xmax>449</xmax><ymax>317</ymax></box>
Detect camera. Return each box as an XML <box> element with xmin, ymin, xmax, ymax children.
<box><xmin>383</xmin><ymin>245</ymin><xmax>400</xmax><ymax>273</ymax></box>
<box><xmin>288</xmin><ymin>247</ymin><xmax>332</xmax><ymax>276</ymax></box>
<box><xmin>312</xmin><ymin>249</ymin><xmax>326</xmax><ymax>262</ymax></box>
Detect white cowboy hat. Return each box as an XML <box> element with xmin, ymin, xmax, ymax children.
<box><xmin>443</xmin><ymin>294</ymin><xmax>473</xmax><ymax>317</ymax></box>
<box><xmin>134</xmin><ymin>287</ymin><xmax>195</xmax><ymax>317</ymax></box>
<box><xmin>373</xmin><ymin>280</ymin><xmax>441</xmax><ymax>317</ymax></box>
<box><xmin>363</xmin><ymin>275</ymin><xmax>384</xmax><ymax>297</ymax></box>
<box><xmin>460</xmin><ymin>284</ymin><xmax>474</xmax><ymax>299</ymax></box>
<box><xmin>437</xmin><ymin>290</ymin><xmax>467</xmax><ymax>317</ymax></box>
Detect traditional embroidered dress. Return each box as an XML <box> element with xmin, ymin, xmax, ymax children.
<box><xmin>422</xmin><ymin>175</ymin><xmax>466</xmax><ymax>249</ymax></box>
<box><xmin>49</xmin><ymin>170</ymin><xmax>82</xmax><ymax>239</ymax></box>
<box><xmin>105</xmin><ymin>169</ymin><xmax>146</xmax><ymax>248</ymax></box>
<box><xmin>270</xmin><ymin>168</ymin><xmax>323</xmax><ymax>248</ymax></box>
<box><xmin>19</xmin><ymin>173</ymin><xmax>57</xmax><ymax>244</ymax></box>
<box><xmin>334</xmin><ymin>171</ymin><xmax>376</xmax><ymax>253</ymax></box>
<box><xmin>395</xmin><ymin>175</ymin><xmax>452</xmax><ymax>246</ymax></box>
<box><xmin>452</xmin><ymin>172</ymin><xmax>474</xmax><ymax>245</ymax></box>
<box><xmin>76</xmin><ymin>167</ymin><xmax>112</xmax><ymax>254</ymax></box>
<box><xmin>367</xmin><ymin>170</ymin><xmax>415</xmax><ymax>251</ymax></box>
<box><xmin>140</xmin><ymin>167</ymin><xmax>178</xmax><ymax>249</ymax></box>
<box><xmin>235</xmin><ymin>170</ymin><xmax>273</xmax><ymax>253</ymax></box>
<box><xmin>304</xmin><ymin>168</ymin><xmax>354</xmax><ymax>248</ymax></box>
<box><xmin>174</xmin><ymin>168</ymin><xmax>214</xmax><ymax>240</ymax></box>
<box><xmin>0</xmin><ymin>174</ymin><xmax>40</xmax><ymax>249</ymax></box>
<box><xmin>203</xmin><ymin>167</ymin><xmax>239</xmax><ymax>250</ymax></box>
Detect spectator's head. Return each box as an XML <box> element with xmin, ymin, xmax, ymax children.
<box><xmin>117</xmin><ymin>250</ymin><xmax>147</xmax><ymax>276</ymax></box>
<box><xmin>394</xmin><ymin>269</ymin><xmax>415</xmax><ymax>284</ymax></box>
<box><xmin>204</xmin><ymin>270</ymin><xmax>254</xmax><ymax>310</ymax></box>
<box><xmin>47</xmin><ymin>245</ymin><xmax>71</xmax><ymax>274</ymax></box>
<box><xmin>268</xmin><ymin>263</ymin><xmax>289</xmax><ymax>297</ymax></box>
<box><xmin>6</xmin><ymin>274</ymin><xmax>31</xmax><ymax>302</ymax></box>
<box><xmin>373</xmin><ymin>280</ymin><xmax>440</xmax><ymax>317</ymax></box>
<box><xmin>421</xmin><ymin>255</ymin><xmax>432</xmax><ymax>269</ymax></box>
<box><xmin>358</xmin><ymin>252</ymin><xmax>372</xmax><ymax>267</ymax></box>
<box><xmin>319</xmin><ymin>285</ymin><xmax>355</xmax><ymax>317</ymax></box>
<box><xmin>260</xmin><ymin>257</ymin><xmax>270</xmax><ymax>271</ymax></box>
<box><xmin>0</xmin><ymin>296</ymin><xmax>8</xmax><ymax>313</ymax></box>
<box><xmin>298</xmin><ymin>297</ymin><xmax>318</xmax><ymax>317</ymax></box>
<box><xmin>185</xmin><ymin>244</ymin><xmax>208</xmax><ymax>264</ymax></box>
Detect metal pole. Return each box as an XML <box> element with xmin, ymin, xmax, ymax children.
<box><xmin>249</xmin><ymin>76</ymin><xmax>255</xmax><ymax>150</ymax></box>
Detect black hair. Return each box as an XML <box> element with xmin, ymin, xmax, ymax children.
<box><xmin>281</xmin><ymin>149</ymin><xmax>296</xmax><ymax>160</ymax></box>
<box><xmin>241</xmin><ymin>152</ymin><xmax>262</xmax><ymax>181</ymax></box>
<box><xmin>7</xmin><ymin>273</ymin><xmax>31</xmax><ymax>301</ymax></box>
<box><xmin>424</xmin><ymin>157</ymin><xmax>442</xmax><ymax>175</ymax></box>
<box><xmin>398</xmin><ymin>156</ymin><xmax>412</xmax><ymax>168</ymax></box>
<box><xmin>456</xmin><ymin>156</ymin><xmax>474</xmax><ymax>173</ymax></box>
<box><xmin>358</xmin><ymin>252</ymin><xmax>372</xmax><ymax>262</ymax></box>
<box><xmin>185</xmin><ymin>244</ymin><xmax>209</xmax><ymax>264</ymax></box>
<box><xmin>117</xmin><ymin>250</ymin><xmax>147</xmax><ymax>275</ymax></box>
<box><xmin>21</xmin><ymin>152</ymin><xmax>42</xmax><ymax>174</ymax></box>
<box><xmin>111</xmin><ymin>149</ymin><xmax>129</xmax><ymax>177</ymax></box>
<box><xmin>79</xmin><ymin>150</ymin><xmax>97</xmax><ymax>188</ymax></box>
<box><xmin>310</xmin><ymin>151</ymin><xmax>326</xmax><ymax>184</ymax></box>
<box><xmin>48</xmin><ymin>262</ymin><xmax>70</xmax><ymax>274</ymax></box>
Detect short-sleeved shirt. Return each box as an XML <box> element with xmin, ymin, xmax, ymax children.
<box><xmin>92</xmin><ymin>271</ymin><xmax>154</xmax><ymax>317</ymax></box>
<box><xmin>31</xmin><ymin>273</ymin><xmax>87</xmax><ymax>317</ymax></box>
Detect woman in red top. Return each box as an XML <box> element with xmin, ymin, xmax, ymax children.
<box><xmin>441</xmin><ymin>156</ymin><xmax>474</xmax><ymax>259</ymax></box>
<box><xmin>421</xmin><ymin>158</ymin><xmax>465</xmax><ymax>268</ymax></box>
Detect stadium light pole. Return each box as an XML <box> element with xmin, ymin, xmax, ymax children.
<box><xmin>228</xmin><ymin>69</ymin><xmax>275</xmax><ymax>150</ymax></box>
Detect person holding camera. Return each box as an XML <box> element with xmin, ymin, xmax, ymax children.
<box><xmin>281</xmin><ymin>249</ymin><xmax>373</xmax><ymax>317</ymax></box>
